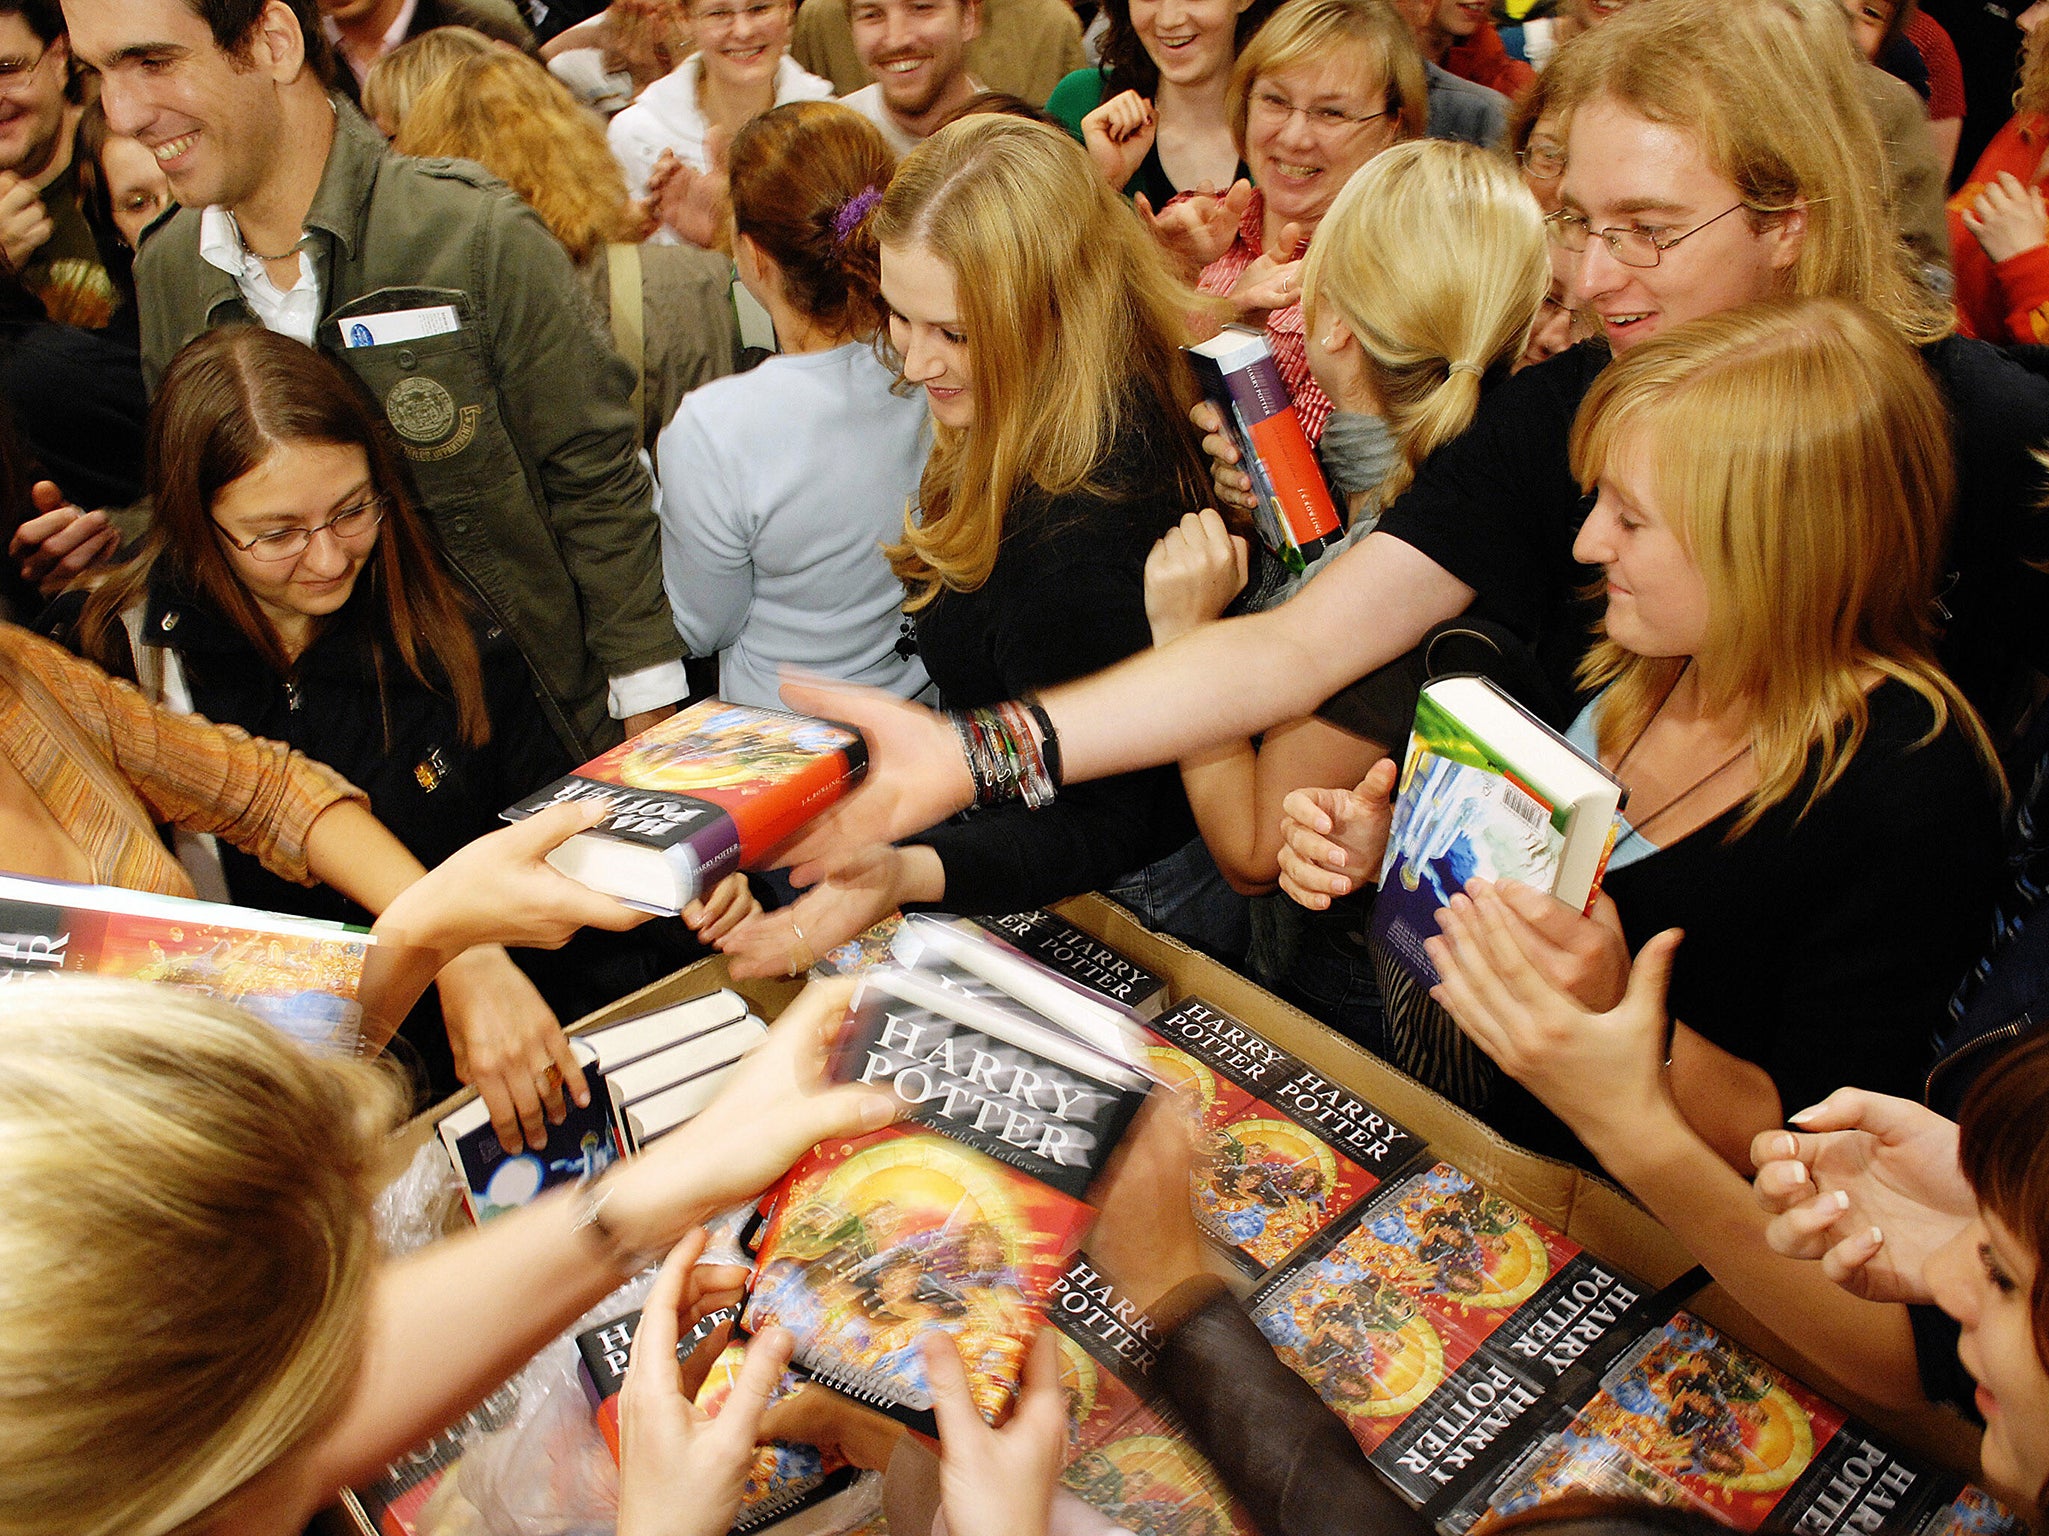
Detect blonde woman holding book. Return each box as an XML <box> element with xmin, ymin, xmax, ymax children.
<box><xmin>1141</xmin><ymin>139</ymin><xmax>1548</xmax><ymax>1049</ymax></box>
<box><xmin>1295</xmin><ymin>300</ymin><xmax>2004</xmax><ymax>1186</ymax></box>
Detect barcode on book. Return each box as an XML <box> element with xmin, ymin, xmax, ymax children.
<box><xmin>1500</xmin><ymin>779</ymin><xmax>1552</xmax><ymax>835</ymax></box>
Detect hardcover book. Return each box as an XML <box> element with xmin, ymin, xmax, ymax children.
<box><xmin>830</xmin><ymin>965</ymin><xmax>1151</xmax><ymax>1197</ymax></box>
<box><xmin>1145</xmin><ymin>998</ymin><xmax>1426</xmax><ymax>1274</ymax></box>
<box><xmin>1373</xmin><ymin>676</ymin><xmax>1624</xmax><ymax>990</ymax></box>
<box><xmin>741</xmin><ymin>1125</ymin><xmax>1093</xmax><ymax>1432</ymax></box>
<box><xmin>970</xmin><ymin>909</ymin><xmax>1170</xmax><ymax>1018</ymax></box>
<box><xmin>502</xmin><ymin>700</ymin><xmax>868</xmax><ymax>915</ymax></box>
<box><xmin>1185</xmin><ymin>326</ymin><xmax>1343</xmax><ymax>573</ymax></box>
<box><xmin>692</xmin><ymin>1341</ymin><xmax>861</xmax><ymax>1533</ymax></box>
<box><xmin>0</xmin><ymin>871</ymin><xmax>371</xmax><ymax>1055</ymax></box>
<box><xmin>1248</xmin><ymin>1161</ymin><xmax>1655</xmax><ymax>1507</ymax></box>
<box><xmin>436</xmin><ymin>1057</ymin><xmax>620</xmax><ymax>1224</ymax></box>
<box><xmin>576</xmin><ymin>1304</ymin><xmax>742</xmax><ymax>1462</ymax></box>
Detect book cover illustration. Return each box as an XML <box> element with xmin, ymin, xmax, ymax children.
<box><xmin>1251</xmin><ymin>1217</ymin><xmax>1475</xmax><ymax>1456</ymax></box>
<box><xmin>440</xmin><ymin>1067</ymin><xmax>617</xmax><ymax>1224</ymax></box>
<box><xmin>1916</xmin><ymin>1483</ymin><xmax>2034</xmax><ymax>1536</ymax></box>
<box><xmin>1063</xmin><ymin>1427</ymin><xmax>1257</xmax><ymax>1536</ymax></box>
<box><xmin>503</xmin><ymin>700</ymin><xmax>867</xmax><ymax>913</ymax></box>
<box><xmin>1147</xmin><ymin>1036</ymin><xmax>1388</xmax><ymax>1275</ymax></box>
<box><xmin>1343</xmin><ymin>1162</ymin><xmax>1652</xmax><ymax>1393</ymax></box>
<box><xmin>1373</xmin><ymin>686</ymin><xmax>1621</xmax><ymax>989</ymax></box>
<box><xmin>0</xmin><ymin>874</ymin><xmax>369</xmax><ymax>1054</ymax></box>
<box><xmin>1467</xmin><ymin>1313</ymin><xmax>1847</xmax><ymax>1533</ymax></box>
<box><xmin>741</xmin><ymin>1126</ymin><xmax>1093</xmax><ymax>1431</ymax></box>
<box><xmin>692</xmin><ymin>1341</ymin><xmax>859</xmax><ymax>1533</ymax></box>
<box><xmin>810</xmin><ymin>914</ymin><xmax>905</xmax><ymax>980</ymax></box>
<box><xmin>830</xmin><ymin>967</ymin><xmax>1150</xmax><ymax>1198</ymax></box>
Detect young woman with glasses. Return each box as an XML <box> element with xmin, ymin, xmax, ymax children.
<box><xmin>1142</xmin><ymin>0</ymin><xmax>1428</xmax><ymax>443</ymax></box>
<box><xmin>60</xmin><ymin>326</ymin><xmax>756</xmax><ymax>1134</ymax></box>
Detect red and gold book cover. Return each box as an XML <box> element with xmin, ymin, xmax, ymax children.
<box><xmin>1474</xmin><ymin>1313</ymin><xmax>1848</xmax><ymax>1532</ymax></box>
<box><xmin>741</xmin><ymin>1126</ymin><xmax>1093</xmax><ymax>1433</ymax></box>
<box><xmin>1148</xmin><ymin>1040</ymin><xmax>1382</xmax><ymax>1275</ymax></box>
<box><xmin>551</xmin><ymin>701</ymin><xmax>866</xmax><ymax>867</ymax></box>
<box><xmin>691</xmin><ymin>1342</ymin><xmax>857</xmax><ymax>1532</ymax></box>
<box><xmin>1062</xmin><ymin>1414</ymin><xmax>1261</xmax><ymax>1536</ymax></box>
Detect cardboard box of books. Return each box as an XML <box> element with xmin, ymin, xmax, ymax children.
<box><xmin>347</xmin><ymin>894</ymin><xmax>1991</xmax><ymax>1536</ymax></box>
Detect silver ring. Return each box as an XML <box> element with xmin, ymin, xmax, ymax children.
<box><xmin>791</xmin><ymin>921</ymin><xmax>807</xmax><ymax>943</ymax></box>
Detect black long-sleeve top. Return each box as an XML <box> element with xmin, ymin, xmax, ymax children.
<box><xmin>908</xmin><ymin>398</ymin><xmax>1199</xmax><ymax>914</ymax></box>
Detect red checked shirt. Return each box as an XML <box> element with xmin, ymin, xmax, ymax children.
<box><xmin>1195</xmin><ymin>189</ymin><xmax>1334</xmax><ymax>443</ymax></box>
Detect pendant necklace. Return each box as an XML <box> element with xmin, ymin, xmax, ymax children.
<box><xmin>1610</xmin><ymin>659</ymin><xmax>1752</xmax><ymax>847</ymax></box>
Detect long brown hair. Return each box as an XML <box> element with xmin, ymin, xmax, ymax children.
<box><xmin>79</xmin><ymin>327</ymin><xmax>492</xmax><ymax>746</ymax></box>
<box><xmin>1959</xmin><ymin>1032</ymin><xmax>2049</xmax><ymax>1424</ymax></box>
<box><xmin>727</xmin><ymin>101</ymin><xmax>895</xmax><ymax>341</ymax></box>
<box><xmin>874</xmin><ymin>115</ymin><xmax>1210</xmax><ymax>609</ymax></box>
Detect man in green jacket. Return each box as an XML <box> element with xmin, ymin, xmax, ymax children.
<box><xmin>57</xmin><ymin>0</ymin><xmax>684</xmax><ymax>756</ymax></box>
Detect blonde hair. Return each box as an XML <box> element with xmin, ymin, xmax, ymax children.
<box><xmin>2018</xmin><ymin>11</ymin><xmax>2049</xmax><ymax>120</ymax></box>
<box><xmin>0</xmin><ymin>979</ymin><xmax>406</xmax><ymax>1536</ymax></box>
<box><xmin>1542</xmin><ymin>0</ymin><xmax>1952</xmax><ymax>345</ymax></box>
<box><xmin>1227</xmin><ymin>0</ymin><xmax>1429</xmax><ymax>159</ymax></box>
<box><xmin>361</xmin><ymin>25</ymin><xmax>498</xmax><ymax>137</ymax></box>
<box><xmin>1571</xmin><ymin>298</ymin><xmax>1999</xmax><ymax>835</ymax></box>
<box><xmin>396</xmin><ymin>50</ymin><xmax>636</xmax><ymax>264</ymax></box>
<box><xmin>876</xmin><ymin>116</ymin><xmax>1210</xmax><ymax>609</ymax></box>
<box><xmin>1300</xmin><ymin>141</ymin><xmax>1548</xmax><ymax>505</ymax></box>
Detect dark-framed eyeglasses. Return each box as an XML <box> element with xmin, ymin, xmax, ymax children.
<box><xmin>1248</xmin><ymin>86</ymin><xmax>1391</xmax><ymax>136</ymax></box>
<box><xmin>1542</xmin><ymin>202</ymin><xmax>1748</xmax><ymax>269</ymax></box>
<box><xmin>215</xmin><ymin>494</ymin><xmax>388</xmax><ymax>563</ymax></box>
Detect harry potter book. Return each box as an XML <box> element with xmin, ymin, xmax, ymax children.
<box><xmin>969</xmin><ymin>909</ymin><xmax>1170</xmax><ymax>1018</ymax></box>
<box><xmin>502</xmin><ymin>700</ymin><xmax>867</xmax><ymax>915</ymax></box>
<box><xmin>1373</xmin><ymin>677</ymin><xmax>1623</xmax><ymax>991</ymax></box>
<box><xmin>1146</xmin><ymin>998</ymin><xmax>1426</xmax><ymax>1275</ymax></box>
<box><xmin>0</xmin><ymin>871</ymin><xmax>371</xmax><ymax>1055</ymax></box>
<box><xmin>575</xmin><ymin>1304</ymin><xmax>741</xmax><ymax>1462</ymax></box>
<box><xmin>830</xmin><ymin>965</ymin><xmax>1151</xmax><ymax>1198</ymax></box>
<box><xmin>1049</xmin><ymin>1255</ymin><xmax>1261</xmax><ymax>1536</ymax></box>
<box><xmin>1248</xmin><ymin>1161</ymin><xmax>1656</xmax><ymax>1507</ymax></box>
<box><xmin>436</xmin><ymin>1055</ymin><xmax>620</xmax><ymax>1223</ymax></box>
<box><xmin>691</xmin><ymin>1342</ymin><xmax>862</xmax><ymax>1533</ymax></box>
<box><xmin>741</xmin><ymin>1125</ymin><xmax>1093</xmax><ymax>1433</ymax></box>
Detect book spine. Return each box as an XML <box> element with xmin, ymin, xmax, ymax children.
<box><xmin>1194</xmin><ymin>346</ymin><xmax>1341</xmax><ymax>564</ymax></box>
<box><xmin>970</xmin><ymin>912</ymin><xmax>1165</xmax><ymax>1013</ymax></box>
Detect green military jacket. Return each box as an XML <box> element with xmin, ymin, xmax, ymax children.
<box><xmin>134</xmin><ymin>104</ymin><xmax>679</xmax><ymax>756</ymax></box>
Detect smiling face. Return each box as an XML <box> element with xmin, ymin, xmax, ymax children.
<box><xmin>1244</xmin><ymin>49</ymin><xmax>1399</xmax><ymax>233</ymax></box>
<box><xmin>1570</xmin><ymin>432</ymin><xmax>1710</xmax><ymax>661</ymax></box>
<box><xmin>1429</xmin><ymin>0</ymin><xmax>1486</xmax><ymax>43</ymax></box>
<box><xmin>881</xmin><ymin>237</ymin><xmax>974</xmax><ymax>430</ymax></box>
<box><xmin>688</xmin><ymin>0</ymin><xmax>794</xmax><ymax>97</ymax></box>
<box><xmin>65</xmin><ymin>0</ymin><xmax>298</xmax><ymax>214</ymax></box>
<box><xmin>1928</xmin><ymin>1212</ymin><xmax>2049</xmax><ymax>1509</ymax></box>
<box><xmin>212</xmin><ymin>440</ymin><xmax>381</xmax><ymax>640</ymax></box>
<box><xmin>1554</xmin><ymin>97</ymin><xmax>1803</xmax><ymax>352</ymax></box>
<box><xmin>99</xmin><ymin>131</ymin><xmax>172</xmax><ymax>247</ymax></box>
<box><xmin>849</xmin><ymin>0</ymin><xmax>977</xmax><ymax>120</ymax></box>
<box><xmin>0</xmin><ymin>12</ymin><xmax>68</xmax><ymax>181</ymax></box>
<box><xmin>1130</xmin><ymin>0</ymin><xmax>1252</xmax><ymax>88</ymax></box>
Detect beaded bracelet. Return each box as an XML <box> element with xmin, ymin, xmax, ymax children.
<box><xmin>948</xmin><ymin>696</ymin><xmax>1063</xmax><ymax>810</ymax></box>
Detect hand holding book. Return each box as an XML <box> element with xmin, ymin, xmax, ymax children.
<box><xmin>618</xmin><ymin>1233</ymin><xmax>796</xmax><ymax>1536</ymax></box>
<box><xmin>923</xmin><ymin>1328</ymin><xmax>1069</xmax><ymax>1536</ymax></box>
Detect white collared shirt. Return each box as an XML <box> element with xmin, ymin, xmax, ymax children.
<box><xmin>323</xmin><ymin>0</ymin><xmax>422</xmax><ymax>87</ymax></box>
<box><xmin>197</xmin><ymin>205</ymin><xmax>321</xmax><ymax>344</ymax></box>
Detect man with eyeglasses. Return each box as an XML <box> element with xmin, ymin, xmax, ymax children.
<box><xmin>0</xmin><ymin>0</ymin><xmax>111</xmax><ymax>327</ymax></box>
<box><xmin>799</xmin><ymin>0</ymin><xmax>2049</xmax><ymax>917</ymax></box>
<box><xmin>38</xmin><ymin>0</ymin><xmax>688</xmax><ymax>758</ymax></box>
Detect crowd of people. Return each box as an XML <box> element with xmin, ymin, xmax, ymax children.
<box><xmin>1</xmin><ymin>0</ymin><xmax>2049</xmax><ymax>1528</ymax></box>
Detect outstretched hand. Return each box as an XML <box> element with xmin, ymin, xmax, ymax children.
<box><xmin>1750</xmin><ymin>1089</ymin><xmax>1973</xmax><ymax>1305</ymax></box>
<box><xmin>10</xmin><ymin>480</ymin><xmax>118</xmax><ymax>598</ymax></box>
<box><xmin>1276</xmin><ymin>757</ymin><xmax>1398</xmax><ymax>909</ymax></box>
<box><xmin>1135</xmin><ymin>178</ymin><xmax>1253</xmax><ymax>279</ymax></box>
<box><xmin>770</xmin><ymin>674</ymin><xmax>974</xmax><ymax>867</ymax></box>
<box><xmin>437</xmin><ymin>944</ymin><xmax>588</xmax><ymax>1154</ymax></box>
<box><xmin>619</xmin><ymin>1232</ymin><xmax>794</xmax><ymax>1536</ymax></box>
<box><xmin>924</xmin><ymin>1328</ymin><xmax>1068</xmax><ymax>1536</ymax></box>
<box><xmin>718</xmin><ymin>842</ymin><xmax>916</xmax><ymax>980</ymax></box>
<box><xmin>1226</xmin><ymin>220</ymin><xmax>1306</xmax><ymax>320</ymax></box>
<box><xmin>1428</xmin><ymin>884</ymin><xmax>1684</xmax><ymax>1150</ymax></box>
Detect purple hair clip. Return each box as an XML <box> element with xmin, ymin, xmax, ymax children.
<box><xmin>832</xmin><ymin>185</ymin><xmax>882</xmax><ymax>244</ymax></box>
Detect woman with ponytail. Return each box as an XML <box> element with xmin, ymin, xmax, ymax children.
<box><xmin>1140</xmin><ymin>139</ymin><xmax>1548</xmax><ymax>1045</ymax></box>
<box><xmin>655</xmin><ymin>100</ymin><xmax>933</xmax><ymax>712</ymax></box>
